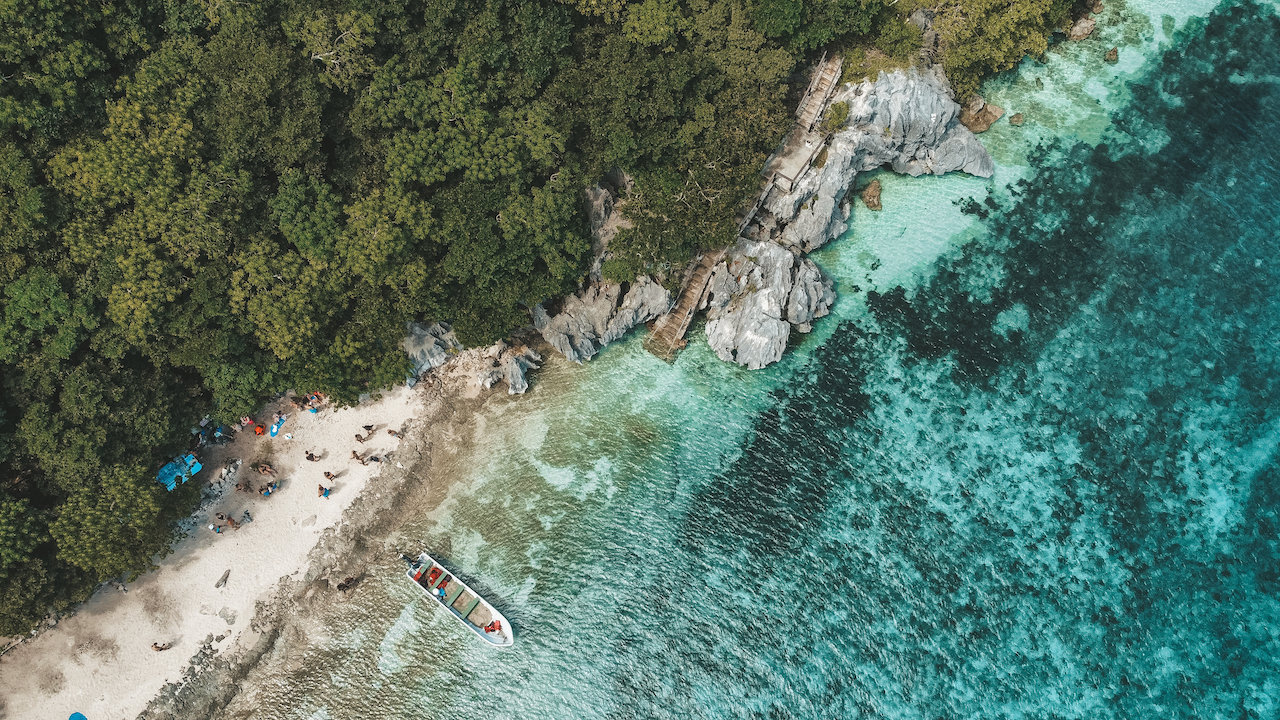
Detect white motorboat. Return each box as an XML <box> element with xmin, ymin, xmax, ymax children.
<box><xmin>404</xmin><ymin>553</ymin><xmax>513</xmax><ymax>647</ymax></box>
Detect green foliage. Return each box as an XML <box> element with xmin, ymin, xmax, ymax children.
<box><xmin>0</xmin><ymin>0</ymin><xmax>1052</xmax><ymax>634</ymax></box>
<box><xmin>756</xmin><ymin>0</ymin><xmax>885</xmax><ymax>51</ymax></box>
<box><xmin>875</xmin><ymin>13</ymin><xmax>924</xmax><ymax>61</ymax></box>
<box><xmin>49</xmin><ymin>462</ymin><xmax>194</xmax><ymax>580</ymax></box>
<box><xmin>0</xmin><ymin>493</ymin><xmax>46</xmax><ymax>580</ymax></box>
<box><xmin>936</xmin><ymin>0</ymin><xmax>1073</xmax><ymax>100</ymax></box>
<box><xmin>820</xmin><ymin>101</ymin><xmax>850</xmax><ymax>133</ymax></box>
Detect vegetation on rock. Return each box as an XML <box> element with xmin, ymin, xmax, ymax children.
<box><xmin>1</xmin><ymin>0</ymin><xmax>1077</xmax><ymax>635</ymax></box>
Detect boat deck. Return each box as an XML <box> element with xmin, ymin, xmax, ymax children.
<box><xmin>410</xmin><ymin>557</ymin><xmax>509</xmax><ymax>646</ymax></box>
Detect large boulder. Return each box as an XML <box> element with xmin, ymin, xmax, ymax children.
<box><xmin>767</xmin><ymin>69</ymin><xmax>994</xmax><ymax>254</ymax></box>
<box><xmin>534</xmin><ymin>277</ymin><xmax>673</xmax><ymax>363</ymax></box>
<box><xmin>475</xmin><ymin>342</ymin><xmax>542</xmax><ymax>394</ymax></box>
<box><xmin>704</xmin><ymin>240</ymin><xmax>835</xmax><ymax>369</ymax></box>
<box><xmin>402</xmin><ymin>322</ymin><xmax>463</xmax><ymax>377</ymax></box>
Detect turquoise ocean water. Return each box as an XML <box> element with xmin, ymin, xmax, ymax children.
<box><xmin>238</xmin><ymin>3</ymin><xmax>1280</xmax><ymax>717</ymax></box>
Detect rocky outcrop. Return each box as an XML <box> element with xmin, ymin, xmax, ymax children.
<box><xmin>534</xmin><ymin>276</ymin><xmax>673</xmax><ymax>363</ymax></box>
<box><xmin>766</xmin><ymin>69</ymin><xmax>994</xmax><ymax>254</ymax></box>
<box><xmin>475</xmin><ymin>341</ymin><xmax>542</xmax><ymax>394</ymax></box>
<box><xmin>860</xmin><ymin>178</ymin><xmax>882</xmax><ymax>210</ymax></box>
<box><xmin>1069</xmin><ymin>17</ymin><xmax>1097</xmax><ymax>40</ymax></box>
<box><xmin>402</xmin><ymin>322</ymin><xmax>463</xmax><ymax>378</ymax></box>
<box><xmin>703</xmin><ymin>239</ymin><xmax>835</xmax><ymax>369</ymax></box>
<box><xmin>959</xmin><ymin>95</ymin><xmax>1005</xmax><ymax>133</ymax></box>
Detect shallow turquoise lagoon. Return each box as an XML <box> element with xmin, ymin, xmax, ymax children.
<box><xmin>242</xmin><ymin>3</ymin><xmax>1280</xmax><ymax>718</ymax></box>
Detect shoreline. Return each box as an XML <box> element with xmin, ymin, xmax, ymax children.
<box><xmin>0</xmin><ymin>344</ymin><xmax>505</xmax><ymax>720</ymax></box>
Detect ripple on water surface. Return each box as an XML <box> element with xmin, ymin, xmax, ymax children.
<box><xmin>227</xmin><ymin>3</ymin><xmax>1280</xmax><ymax>718</ymax></box>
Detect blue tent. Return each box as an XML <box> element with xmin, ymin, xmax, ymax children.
<box><xmin>156</xmin><ymin>454</ymin><xmax>201</xmax><ymax>491</ymax></box>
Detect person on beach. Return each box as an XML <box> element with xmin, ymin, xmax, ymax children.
<box><xmin>259</xmin><ymin>481</ymin><xmax>278</xmax><ymax>497</ymax></box>
<box><xmin>367</xmin><ymin>456</ymin><xmax>381</xmax><ymax>463</ymax></box>
<box><xmin>215</xmin><ymin>513</ymin><xmax>227</xmax><ymax>522</ymax></box>
<box><xmin>354</xmin><ymin>433</ymin><xmax>366</xmax><ymax>444</ymax></box>
<box><xmin>324</xmin><ymin>471</ymin><xmax>337</xmax><ymax>480</ymax></box>
<box><xmin>318</xmin><ymin>484</ymin><xmax>331</xmax><ymax>498</ymax></box>
<box><xmin>306</xmin><ymin>452</ymin><xmax>320</xmax><ymax>462</ymax></box>
<box><xmin>351</xmin><ymin>450</ymin><xmax>367</xmax><ymax>465</ymax></box>
<box><xmin>151</xmin><ymin>642</ymin><xmax>172</xmax><ymax>651</ymax></box>
<box><xmin>208</xmin><ymin>524</ymin><xmax>223</xmax><ymax>534</ymax></box>
<box><xmin>387</xmin><ymin>429</ymin><xmax>400</xmax><ymax>438</ymax></box>
<box><xmin>257</xmin><ymin>463</ymin><xmax>275</xmax><ymax>476</ymax></box>
<box><xmin>227</xmin><ymin>517</ymin><xmax>242</xmax><ymax>530</ymax></box>
<box><xmin>235</xmin><ymin>482</ymin><xmax>251</xmax><ymax>493</ymax></box>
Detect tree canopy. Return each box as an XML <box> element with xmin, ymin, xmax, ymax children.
<box><xmin>0</xmin><ymin>0</ymin><xmax>1070</xmax><ymax>635</ymax></box>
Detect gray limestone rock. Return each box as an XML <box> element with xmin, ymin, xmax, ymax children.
<box><xmin>476</xmin><ymin>344</ymin><xmax>542</xmax><ymax>394</ymax></box>
<box><xmin>402</xmin><ymin>322</ymin><xmax>462</xmax><ymax>377</ymax></box>
<box><xmin>535</xmin><ymin>277</ymin><xmax>672</xmax><ymax>362</ymax></box>
<box><xmin>704</xmin><ymin>240</ymin><xmax>835</xmax><ymax>369</ymax></box>
<box><xmin>768</xmin><ymin>69</ymin><xmax>994</xmax><ymax>253</ymax></box>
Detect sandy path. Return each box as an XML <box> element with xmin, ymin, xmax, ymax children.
<box><xmin>0</xmin><ymin>385</ymin><xmax>422</xmax><ymax>720</ymax></box>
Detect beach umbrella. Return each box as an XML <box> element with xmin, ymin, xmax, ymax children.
<box><xmin>70</xmin><ymin>714</ymin><xmax>88</xmax><ymax>720</ymax></box>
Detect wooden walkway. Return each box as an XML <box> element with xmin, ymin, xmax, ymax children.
<box><xmin>644</xmin><ymin>249</ymin><xmax>726</xmax><ymax>361</ymax></box>
<box><xmin>643</xmin><ymin>54</ymin><xmax>843</xmax><ymax>362</ymax></box>
<box><xmin>796</xmin><ymin>55</ymin><xmax>844</xmax><ymax>131</ymax></box>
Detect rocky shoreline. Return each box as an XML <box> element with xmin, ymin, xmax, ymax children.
<box><xmin>528</xmin><ymin>67</ymin><xmax>993</xmax><ymax>375</ymax></box>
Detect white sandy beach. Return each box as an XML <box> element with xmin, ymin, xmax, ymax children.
<box><xmin>0</xmin><ymin>385</ymin><xmax>424</xmax><ymax>720</ymax></box>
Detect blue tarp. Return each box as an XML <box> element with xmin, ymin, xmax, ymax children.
<box><xmin>157</xmin><ymin>454</ymin><xmax>201</xmax><ymax>491</ymax></box>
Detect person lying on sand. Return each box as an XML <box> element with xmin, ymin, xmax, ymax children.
<box><xmin>257</xmin><ymin>463</ymin><xmax>275</xmax><ymax>476</ymax></box>
<box><xmin>151</xmin><ymin>642</ymin><xmax>172</xmax><ymax>651</ymax></box>
<box><xmin>259</xmin><ymin>482</ymin><xmax>278</xmax><ymax>497</ymax></box>
<box><xmin>354</xmin><ymin>433</ymin><xmax>366</xmax><ymax>444</ymax></box>
<box><xmin>324</xmin><ymin>471</ymin><xmax>337</xmax><ymax>480</ymax></box>
<box><xmin>350</xmin><ymin>450</ymin><xmax>367</xmax><ymax>465</ymax></box>
<box><xmin>306</xmin><ymin>452</ymin><xmax>320</xmax><ymax>462</ymax></box>
<box><xmin>226</xmin><ymin>517</ymin><xmax>242</xmax><ymax>530</ymax></box>
<box><xmin>235</xmin><ymin>482</ymin><xmax>252</xmax><ymax>493</ymax></box>
<box><xmin>318</xmin><ymin>484</ymin><xmax>331</xmax><ymax>498</ymax></box>
<box><xmin>387</xmin><ymin>429</ymin><xmax>401</xmax><ymax>438</ymax></box>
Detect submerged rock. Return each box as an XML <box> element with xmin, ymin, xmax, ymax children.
<box><xmin>860</xmin><ymin>178</ymin><xmax>883</xmax><ymax>210</ymax></box>
<box><xmin>1105</xmin><ymin>47</ymin><xmax>1119</xmax><ymax>63</ymax></box>
<box><xmin>1069</xmin><ymin>17</ymin><xmax>1097</xmax><ymax>40</ymax></box>
<box><xmin>959</xmin><ymin>95</ymin><xmax>1005</xmax><ymax>133</ymax></box>
<box><xmin>767</xmin><ymin>69</ymin><xmax>994</xmax><ymax>254</ymax></box>
<box><xmin>535</xmin><ymin>276</ymin><xmax>673</xmax><ymax>363</ymax></box>
<box><xmin>1009</xmin><ymin>112</ymin><xmax>1025</xmax><ymax>126</ymax></box>
<box><xmin>704</xmin><ymin>240</ymin><xmax>835</xmax><ymax>369</ymax></box>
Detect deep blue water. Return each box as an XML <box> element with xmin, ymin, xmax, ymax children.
<box><xmin>229</xmin><ymin>4</ymin><xmax>1280</xmax><ymax>718</ymax></box>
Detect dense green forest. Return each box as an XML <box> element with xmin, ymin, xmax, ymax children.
<box><xmin>0</xmin><ymin>0</ymin><xmax>1070</xmax><ymax>635</ymax></box>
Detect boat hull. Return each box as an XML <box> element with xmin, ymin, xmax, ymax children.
<box><xmin>406</xmin><ymin>553</ymin><xmax>513</xmax><ymax>647</ymax></box>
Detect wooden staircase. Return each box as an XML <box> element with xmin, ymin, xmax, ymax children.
<box><xmin>645</xmin><ymin>51</ymin><xmax>843</xmax><ymax>362</ymax></box>
<box><xmin>796</xmin><ymin>55</ymin><xmax>844</xmax><ymax>131</ymax></box>
<box><xmin>644</xmin><ymin>249</ymin><xmax>726</xmax><ymax>361</ymax></box>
